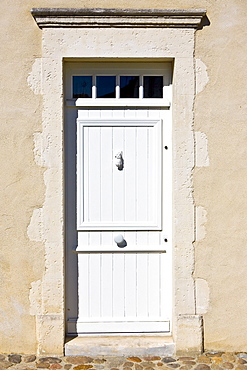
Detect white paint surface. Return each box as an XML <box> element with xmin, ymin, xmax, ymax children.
<box><xmin>75</xmin><ymin>107</ymin><xmax>172</xmax><ymax>333</ymax></box>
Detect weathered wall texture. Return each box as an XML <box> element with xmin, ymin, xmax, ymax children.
<box><xmin>0</xmin><ymin>0</ymin><xmax>246</xmax><ymax>354</ymax></box>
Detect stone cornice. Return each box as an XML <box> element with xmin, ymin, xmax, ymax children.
<box><xmin>31</xmin><ymin>8</ymin><xmax>206</xmax><ymax>29</ymax></box>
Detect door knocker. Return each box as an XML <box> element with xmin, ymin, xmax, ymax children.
<box><xmin>115</xmin><ymin>151</ymin><xmax>124</xmax><ymax>170</ymax></box>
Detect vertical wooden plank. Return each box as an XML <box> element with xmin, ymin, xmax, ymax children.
<box><xmin>124</xmin><ymin>109</ymin><xmax>136</xmax><ymax>119</ymax></box>
<box><xmin>136</xmin><ymin>253</ymin><xmax>148</xmax><ymax>317</ymax></box>
<box><xmin>101</xmin><ymin>231</ymin><xmax>114</xmax><ymax>247</ymax></box>
<box><xmin>147</xmin><ymin>126</ymin><xmax>154</xmax><ymax>222</ymax></box>
<box><xmin>112</xmin><ymin>253</ymin><xmax>125</xmax><ymax>317</ymax></box>
<box><xmin>88</xmin><ymin>232</ymin><xmax>101</xmax><ymax>247</ymax></box>
<box><xmin>101</xmin><ymin>253</ymin><xmax>113</xmax><ymax>317</ymax></box>
<box><xmin>78</xmin><ymin>109</ymin><xmax>90</xmax><ymax>119</ymax></box>
<box><xmin>112</xmin><ymin>127</ymin><xmax>125</xmax><ymax>222</ymax></box>
<box><xmin>124</xmin><ymin>231</ymin><xmax>137</xmax><ymax>247</ymax></box>
<box><xmin>124</xmin><ymin>253</ymin><xmax>137</xmax><ymax>317</ymax></box>
<box><xmin>88</xmin><ymin>109</ymin><xmax>101</xmax><ymax>119</ymax></box>
<box><xmin>136</xmin><ymin>127</ymin><xmax>148</xmax><ymax>222</ymax></box>
<box><xmin>78</xmin><ymin>232</ymin><xmax>89</xmax><ymax>248</ymax></box>
<box><xmin>100</xmin><ymin>126</ymin><xmax>113</xmax><ymax>223</ymax></box>
<box><xmin>87</xmin><ymin>126</ymin><xmax>101</xmax><ymax>222</ymax></box>
<box><xmin>78</xmin><ymin>254</ymin><xmax>89</xmax><ymax>318</ymax></box>
<box><xmin>100</xmin><ymin>109</ymin><xmax>113</xmax><ymax>119</ymax></box>
<box><xmin>124</xmin><ymin>127</ymin><xmax>136</xmax><ymax>223</ymax></box>
<box><xmin>148</xmin><ymin>253</ymin><xmax>160</xmax><ymax>317</ymax></box>
<box><xmin>81</xmin><ymin>126</ymin><xmax>89</xmax><ymax>224</ymax></box>
<box><xmin>112</xmin><ymin>109</ymin><xmax>125</xmax><ymax>119</ymax></box>
<box><xmin>136</xmin><ymin>231</ymin><xmax>148</xmax><ymax>247</ymax></box>
<box><xmin>89</xmin><ymin>253</ymin><xmax>101</xmax><ymax>317</ymax></box>
<box><xmin>160</xmin><ymin>252</ymin><xmax>171</xmax><ymax>319</ymax></box>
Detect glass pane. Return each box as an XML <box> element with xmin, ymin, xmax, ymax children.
<box><xmin>143</xmin><ymin>76</ymin><xmax>163</xmax><ymax>98</ymax></box>
<box><xmin>120</xmin><ymin>76</ymin><xmax>139</xmax><ymax>98</ymax></box>
<box><xmin>73</xmin><ymin>76</ymin><xmax>92</xmax><ymax>98</ymax></box>
<box><xmin>96</xmin><ymin>76</ymin><xmax>116</xmax><ymax>98</ymax></box>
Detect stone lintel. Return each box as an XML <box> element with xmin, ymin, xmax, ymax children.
<box><xmin>31</xmin><ymin>8</ymin><xmax>206</xmax><ymax>29</ymax></box>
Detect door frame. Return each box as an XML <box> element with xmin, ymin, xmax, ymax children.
<box><xmin>31</xmin><ymin>8</ymin><xmax>206</xmax><ymax>355</ymax></box>
<box><xmin>65</xmin><ymin>61</ymin><xmax>173</xmax><ymax>334</ymax></box>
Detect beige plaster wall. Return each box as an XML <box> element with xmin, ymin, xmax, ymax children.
<box><xmin>0</xmin><ymin>0</ymin><xmax>246</xmax><ymax>354</ymax></box>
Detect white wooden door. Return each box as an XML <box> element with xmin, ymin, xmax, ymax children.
<box><xmin>75</xmin><ymin>108</ymin><xmax>171</xmax><ymax>333</ymax></box>
<box><xmin>65</xmin><ymin>62</ymin><xmax>172</xmax><ymax>335</ymax></box>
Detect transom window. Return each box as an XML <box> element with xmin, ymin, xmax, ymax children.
<box><xmin>65</xmin><ymin>62</ymin><xmax>172</xmax><ymax>107</ymax></box>
<box><xmin>73</xmin><ymin>74</ymin><xmax>164</xmax><ymax>99</ymax></box>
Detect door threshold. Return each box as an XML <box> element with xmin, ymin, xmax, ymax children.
<box><xmin>65</xmin><ymin>335</ymin><xmax>175</xmax><ymax>356</ymax></box>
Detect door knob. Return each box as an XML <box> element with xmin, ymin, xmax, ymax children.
<box><xmin>114</xmin><ymin>234</ymin><xmax>127</xmax><ymax>248</ymax></box>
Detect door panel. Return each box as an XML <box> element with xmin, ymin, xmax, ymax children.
<box><xmin>77</xmin><ymin>118</ymin><xmax>162</xmax><ymax>230</ymax></box>
<box><xmin>77</xmin><ymin>252</ymin><xmax>170</xmax><ymax>333</ymax></box>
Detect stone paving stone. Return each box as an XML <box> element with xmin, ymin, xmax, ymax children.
<box><xmin>64</xmin><ymin>365</ymin><xmax>72</xmax><ymax>370</ymax></box>
<box><xmin>195</xmin><ymin>365</ymin><xmax>211</xmax><ymax>370</ymax></box>
<box><xmin>8</xmin><ymin>354</ymin><xmax>22</xmax><ymax>363</ymax></box>
<box><xmin>50</xmin><ymin>364</ymin><xmax>63</xmax><ymax>370</ymax></box>
<box><xmin>123</xmin><ymin>362</ymin><xmax>134</xmax><ymax>367</ymax></box>
<box><xmin>127</xmin><ymin>358</ymin><xmax>142</xmax><ymax>363</ymax></box>
<box><xmin>134</xmin><ymin>364</ymin><xmax>143</xmax><ymax>370</ymax></box>
<box><xmin>179</xmin><ymin>358</ymin><xmax>195</xmax><ymax>362</ymax></box>
<box><xmin>36</xmin><ymin>363</ymin><xmax>51</xmax><ymax>368</ymax></box>
<box><xmin>180</xmin><ymin>366</ymin><xmax>192</xmax><ymax>370</ymax></box>
<box><xmin>39</xmin><ymin>358</ymin><xmax>62</xmax><ymax>364</ymax></box>
<box><xmin>210</xmin><ymin>364</ymin><xmax>223</xmax><ymax>370</ymax></box>
<box><xmin>23</xmin><ymin>356</ymin><xmax>37</xmax><ymax>363</ymax></box>
<box><xmin>222</xmin><ymin>362</ymin><xmax>234</xmax><ymax>369</ymax></box>
<box><xmin>222</xmin><ymin>355</ymin><xmax>235</xmax><ymax>362</ymax></box>
<box><xmin>197</xmin><ymin>356</ymin><xmax>212</xmax><ymax>364</ymax></box>
<box><xmin>141</xmin><ymin>362</ymin><xmax>157</xmax><ymax>367</ymax></box>
<box><xmin>182</xmin><ymin>361</ymin><xmax>196</xmax><ymax>366</ymax></box>
<box><xmin>238</xmin><ymin>359</ymin><xmax>247</xmax><ymax>365</ymax></box>
<box><xmin>65</xmin><ymin>357</ymin><xmax>93</xmax><ymax>365</ymax></box>
<box><xmin>0</xmin><ymin>360</ymin><xmax>13</xmax><ymax>369</ymax></box>
<box><xmin>93</xmin><ymin>359</ymin><xmax>106</xmax><ymax>364</ymax></box>
<box><xmin>143</xmin><ymin>357</ymin><xmax>161</xmax><ymax>362</ymax></box>
<box><xmin>236</xmin><ymin>354</ymin><xmax>247</xmax><ymax>359</ymax></box>
<box><xmin>105</xmin><ymin>357</ymin><xmax>126</xmax><ymax>367</ymax></box>
<box><xmin>162</xmin><ymin>358</ymin><xmax>177</xmax><ymax>364</ymax></box>
<box><xmin>212</xmin><ymin>357</ymin><xmax>223</xmax><ymax>364</ymax></box>
<box><xmin>167</xmin><ymin>364</ymin><xmax>180</xmax><ymax>369</ymax></box>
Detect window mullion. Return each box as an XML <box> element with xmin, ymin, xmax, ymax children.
<box><xmin>116</xmin><ymin>75</ymin><xmax>120</xmax><ymax>99</ymax></box>
<box><xmin>92</xmin><ymin>75</ymin><xmax>96</xmax><ymax>99</ymax></box>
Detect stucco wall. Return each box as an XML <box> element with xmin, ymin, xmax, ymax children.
<box><xmin>0</xmin><ymin>0</ymin><xmax>246</xmax><ymax>354</ymax></box>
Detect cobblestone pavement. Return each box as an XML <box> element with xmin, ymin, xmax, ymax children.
<box><xmin>1</xmin><ymin>353</ymin><xmax>247</xmax><ymax>370</ymax></box>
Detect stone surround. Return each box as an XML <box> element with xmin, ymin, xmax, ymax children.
<box><xmin>0</xmin><ymin>353</ymin><xmax>247</xmax><ymax>370</ymax></box>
